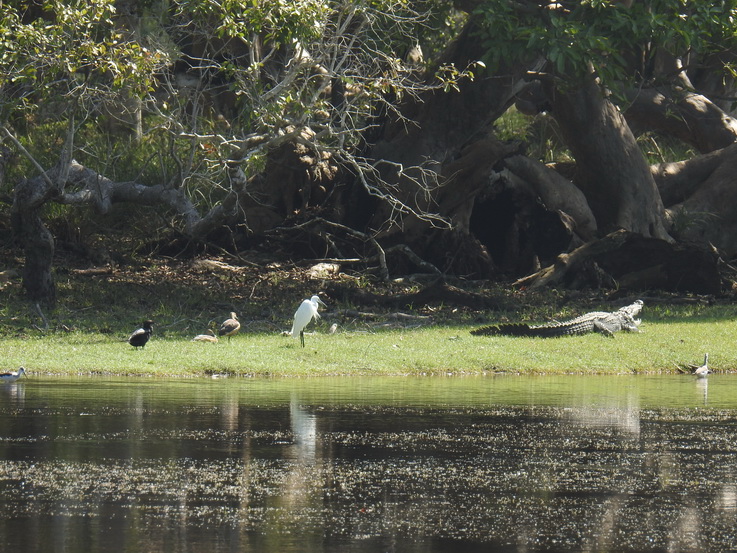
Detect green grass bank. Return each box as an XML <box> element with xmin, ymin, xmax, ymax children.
<box><xmin>1</xmin><ymin>258</ymin><xmax>735</xmax><ymax>377</ymax></box>
<box><xmin>2</xmin><ymin>318</ymin><xmax>736</xmax><ymax>377</ymax></box>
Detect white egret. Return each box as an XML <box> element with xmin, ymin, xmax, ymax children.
<box><xmin>0</xmin><ymin>367</ymin><xmax>25</xmax><ymax>382</ymax></box>
<box><xmin>129</xmin><ymin>320</ymin><xmax>153</xmax><ymax>349</ymax></box>
<box><xmin>291</xmin><ymin>295</ymin><xmax>326</xmax><ymax>347</ymax></box>
<box><xmin>694</xmin><ymin>353</ymin><xmax>710</xmax><ymax>378</ymax></box>
<box><xmin>219</xmin><ymin>312</ymin><xmax>240</xmax><ymax>342</ymax></box>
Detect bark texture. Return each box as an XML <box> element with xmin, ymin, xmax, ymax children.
<box><xmin>653</xmin><ymin>143</ymin><xmax>737</xmax><ymax>256</ymax></box>
<box><xmin>503</xmin><ymin>155</ymin><xmax>597</xmax><ymax>241</ymax></box>
<box><xmin>550</xmin><ymin>77</ymin><xmax>671</xmax><ymax>241</ymax></box>
<box><xmin>366</xmin><ymin>20</ymin><xmax>539</xmax><ymax>274</ymax></box>
<box><xmin>515</xmin><ymin>230</ymin><xmax>721</xmax><ymax>295</ymax></box>
<box><xmin>11</xmin><ymin>169</ymin><xmax>63</xmax><ymax>303</ymax></box>
<box><xmin>625</xmin><ymin>87</ymin><xmax>737</xmax><ymax>154</ymax></box>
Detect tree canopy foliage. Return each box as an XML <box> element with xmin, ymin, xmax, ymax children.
<box><xmin>475</xmin><ymin>0</ymin><xmax>737</xmax><ymax>86</ymax></box>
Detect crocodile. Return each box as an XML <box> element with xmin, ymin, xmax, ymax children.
<box><xmin>470</xmin><ymin>300</ymin><xmax>644</xmax><ymax>338</ymax></box>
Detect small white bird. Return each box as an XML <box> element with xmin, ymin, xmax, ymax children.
<box><xmin>694</xmin><ymin>353</ymin><xmax>710</xmax><ymax>378</ymax></box>
<box><xmin>0</xmin><ymin>367</ymin><xmax>26</xmax><ymax>382</ymax></box>
<box><xmin>219</xmin><ymin>312</ymin><xmax>240</xmax><ymax>342</ymax></box>
<box><xmin>291</xmin><ymin>295</ymin><xmax>327</xmax><ymax>347</ymax></box>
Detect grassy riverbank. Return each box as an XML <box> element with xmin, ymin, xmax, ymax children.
<box><xmin>2</xmin><ymin>257</ymin><xmax>736</xmax><ymax>377</ymax></box>
<box><xmin>2</xmin><ymin>316</ymin><xmax>737</xmax><ymax>377</ymax></box>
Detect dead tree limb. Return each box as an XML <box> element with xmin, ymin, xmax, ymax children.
<box><xmin>514</xmin><ymin>230</ymin><xmax>721</xmax><ymax>295</ymax></box>
<box><xmin>270</xmin><ymin>217</ymin><xmax>443</xmax><ymax>280</ymax></box>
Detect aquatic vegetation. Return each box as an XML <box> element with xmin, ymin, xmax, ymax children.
<box><xmin>1</xmin><ymin>377</ymin><xmax>737</xmax><ymax>552</ymax></box>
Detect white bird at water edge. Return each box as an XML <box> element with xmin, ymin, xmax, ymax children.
<box><xmin>291</xmin><ymin>295</ymin><xmax>327</xmax><ymax>347</ymax></box>
<box><xmin>0</xmin><ymin>367</ymin><xmax>26</xmax><ymax>382</ymax></box>
<box><xmin>694</xmin><ymin>353</ymin><xmax>710</xmax><ymax>378</ymax></box>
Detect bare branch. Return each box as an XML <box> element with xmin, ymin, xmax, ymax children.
<box><xmin>2</xmin><ymin>127</ymin><xmax>55</xmax><ymax>189</ymax></box>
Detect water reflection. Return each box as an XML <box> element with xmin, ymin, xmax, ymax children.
<box><xmin>696</xmin><ymin>377</ymin><xmax>709</xmax><ymax>406</ymax></box>
<box><xmin>1</xmin><ymin>375</ymin><xmax>737</xmax><ymax>552</ymax></box>
<box><xmin>0</xmin><ymin>381</ymin><xmax>25</xmax><ymax>404</ymax></box>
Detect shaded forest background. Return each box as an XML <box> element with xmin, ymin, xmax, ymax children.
<box><xmin>3</xmin><ymin>0</ymin><xmax>737</xmax><ymax>308</ymax></box>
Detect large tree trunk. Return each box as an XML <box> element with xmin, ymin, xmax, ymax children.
<box><xmin>624</xmin><ymin>53</ymin><xmax>737</xmax><ymax>154</ymax></box>
<box><xmin>365</xmin><ymin>20</ymin><xmax>538</xmax><ymax>274</ymax></box>
<box><xmin>11</xmin><ymin>207</ymin><xmax>56</xmax><ymax>304</ymax></box>
<box><xmin>550</xmin><ymin>75</ymin><xmax>671</xmax><ymax>241</ymax></box>
<box><xmin>653</xmin><ymin>142</ymin><xmax>737</xmax><ymax>255</ymax></box>
<box><xmin>503</xmin><ymin>155</ymin><xmax>598</xmax><ymax>241</ymax></box>
<box><xmin>11</xmin><ymin>169</ymin><xmax>63</xmax><ymax>304</ymax></box>
<box><xmin>514</xmin><ymin>230</ymin><xmax>721</xmax><ymax>295</ymax></box>
<box><xmin>624</xmin><ymin>86</ymin><xmax>737</xmax><ymax>154</ymax></box>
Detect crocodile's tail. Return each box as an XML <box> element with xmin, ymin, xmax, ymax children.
<box><xmin>471</xmin><ymin>323</ymin><xmax>579</xmax><ymax>337</ymax></box>
<box><xmin>470</xmin><ymin>323</ymin><xmax>536</xmax><ymax>337</ymax></box>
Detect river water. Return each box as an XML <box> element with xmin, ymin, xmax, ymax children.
<box><xmin>1</xmin><ymin>375</ymin><xmax>736</xmax><ymax>552</ymax></box>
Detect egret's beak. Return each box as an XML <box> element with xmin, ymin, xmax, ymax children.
<box><xmin>317</xmin><ymin>297</ymin><xmax>327</xmax><ymax>307</ymax></box>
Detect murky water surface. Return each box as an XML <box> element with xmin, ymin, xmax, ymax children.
<box><xmin>1</xmin><ymin>375</ymin><xmax>736</xmax><ymax>552</ymax></box>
